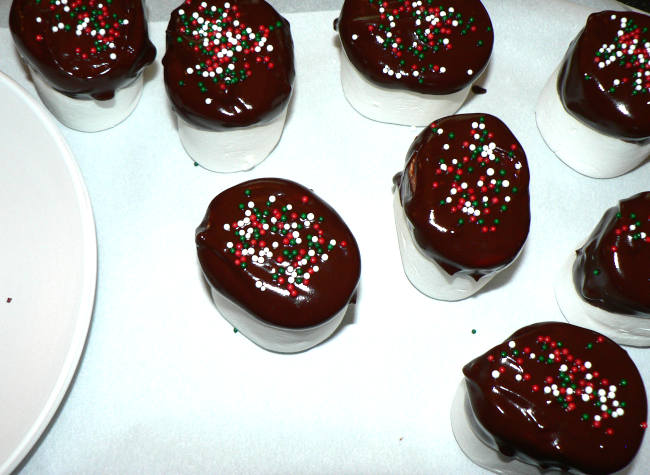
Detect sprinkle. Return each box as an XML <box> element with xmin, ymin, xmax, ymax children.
<box><xmin>587</xmin><ymin>15</ymin><xmax>650</xmax><ymax>96</ymax></box>
<box><xmin>364</xmin><ymin>1</ymin><xmax>486</xmax><ymax>81</ymax></box>
<box><xmin>36</xmin><ymin>1</ymin><xmax>131</xmax><ymax>59</ymax></box>
<box><xmin>173</xmin><ymin>2</ymin><xmax>283</xmax><ymax>91</ymax></box>
<box><xmin>484</xmin><ymin>333</ymin><xmax>632</xmax><ymax>435</ymax></box>
<box><xmin>221</xmin><ymin>188</ymin><xmax>345</xmax><ymax>298</ymax></box>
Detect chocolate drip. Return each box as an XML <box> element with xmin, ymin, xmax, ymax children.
<box><xmin>396</xmin><ymin>113</ymin><xmax>530</xmax><ymax>279</ymax></box>
<box><xmin>10</xmin><ymin>0</ymin><xmax>156</xmax><ymax>101</ymax></box>
<box><xmin>337</xmin><ymin>0</ymin><xmax>493</xmax><ymax>94</ymax></box>
<box><xmin>573</xmin><ymin>192</ymin><xmax>650</xmax><ymax>316</ymax></box>
<box><xmin>471</xmin><ymin>84</ymin><xmax>486</xmax><ymax>94</ymax></box>
<box><xmin>557</xmin><ymin>11</ymin><xmax>650</xmax><ymax>142</ymax></box>
<box><xmin>463</xmin><ymin>322</ymin><xmax>647</xmax><ymax>474</ymax></box>
<box><xmin>163</xmin><ymin>0</ymin><xmax>294</xmax><ymax>130</ymax></box>
<box><xmin>196</xmin><ymin>178</ymin><xmax>361</xmax><ymax>328</ymax></box>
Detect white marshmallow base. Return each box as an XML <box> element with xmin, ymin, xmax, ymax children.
<box><xmin>177</xmin><ymin>105</ymin><xmax>288</xmax><ymax>173</ymax></box>
<box><xmin>339</xmin><ymin>48</ymin><xmax>471</xmax><ymax>126</ymax></box>
<box><xmin>554</xmin><ymin>252</ymin><xmax>650</xmax><ymax>347</ymax></box>
<box><xmin>209</xmin><ymin>285</ymin><xmax>349</xmax><ymax>354</ymax></box>
<box><xmin>392</xmin><ymin>191</ymin><xmax>495</xmax><ymax>301</ymax></box>
<box><xmin>29</xmin><ymin>66</ymin><xmax>144</xmax><ymax>132</ymax></box>
<box><xmin>452</xmin><ymin>380</ymin><xmax>578</xmax><ymax>475</ymax></box>
<box><xmin>536</xmin><ymin>66</ymin><xmax>650</xmax><ymax>178</ymax></box>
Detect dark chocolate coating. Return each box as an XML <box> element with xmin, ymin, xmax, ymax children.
<box><xmin>573</xmin><ymin>192</ymin><xmax>650</xmax><ymax>316</ymax></box>
<box><xmin>337</xmin><ymin>0</ymin><xmax>494</xmax><ymax>94</ymax></box>
<box><xmin>163</xmin><ymin>0</ymin><xmax>294</xmax><ymax>130</ymax></box>
<box><xmin>396</xmin><ymin>113</ymin><xmax>530</xmax><ymax>278</ymax></box>
<box><xmin>196</xmin><ymin>178</ymin><xmax>361</xmax><ymax>328</ymax></box>
<box><xmin>10</xmin><ymin>0</ymin><xmax>156</xmax><ymax>101</ymax></box>
<box><xmin>558</xmin><ymin>11</ymin><xmax>650</xmax><ymax>141</ymax></box>
<box><xmin>463</xmin><ymin>321</ymin><xmax>648</xmax><ymax>474</ymax></box>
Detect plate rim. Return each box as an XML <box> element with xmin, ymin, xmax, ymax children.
<box><xmin>0</xmin><ymin>70</ymin><xmax>98</xmax><ymax>475</ymax></box>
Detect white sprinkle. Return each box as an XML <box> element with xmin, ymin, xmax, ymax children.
<box><xmin>205</xmin><ymin>98</ymin><xmax>212</xmax><ymax>104</ymax></box>
<box><xmin>491</xmin><ymin>370</ymin><xmax>500</xmax><ymax>379</ymax></box>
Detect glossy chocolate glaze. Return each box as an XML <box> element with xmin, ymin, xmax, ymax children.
<box><xmin>463</xmin><ymin>321</ymin><xmax>648</xmax><ymax>474</ymax></box>
<box><xmin>163</xmin><ymin>0</ymin><xmax>294</xmax><ymax>130</ymax></box>
<box><xmin>337</xmin><ymin>0</ymin><xmax>493</xmax><ymax>94</ymax></box>
<box><xmin>396</xmin><ymin>113</ymin><xmax>530</xmax><ymax>278</ymax></box>
<box><xmin>558</xmin><ymin>11</ymin><xmax>650</xmax><ymax>141</ymax></box>
<box><xmin>196</xmin><ymin>178</ymin><xmax>361</xmax><ymax>328</ymax></box>
<box><xmin>10</xmin><ymin>0</ymin><xmax>155</xmax><ymax>101</ymax></box>
<box><xmin>573</xmin><ymin>192</ymin><xmax>650</xmax><ymax>317</ymax></box>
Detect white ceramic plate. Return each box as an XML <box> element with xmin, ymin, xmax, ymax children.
<box><xmin>0</xmin><ymin>71</ymin><xmax>96</xmax><ymax>474</ymax></box>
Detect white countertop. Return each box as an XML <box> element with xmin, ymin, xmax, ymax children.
<box><xmin>1</xmin><ymin>0</ymin><xmax>649</xmax><ymax>473</ymax></box>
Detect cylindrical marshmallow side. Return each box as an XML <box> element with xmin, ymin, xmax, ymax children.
<box><xmin>536</xmin><ymin>66</ymin><xmax>650</xmax><ymax>179</ymax></box>
<box><xmin>177</xmin><ymin>105</ymin><xmax>288</xmax><ymax>173</ymax></box>
<box><xmin>393</xmin><ymin>191</ymin><xmax>494</xmax><ymax>301</ymax></box>
<box><xmin>555</xmin><ymin>253</ymin><xmax>650</xmax><ymax>347</ymax></box>
<box><xmin>340</xmin><ymin>48</ymin><xmax>471</xmax><ymax>127</ymax></box>
<box><xmin>29</xmin><ymin>66</ymin><xmax>144</xmax><ymax>132</ymax></box>
<box><xmin>209</xmin><ymin>285</ymin><xmax>348</xmax><ymax>353</ymax></box>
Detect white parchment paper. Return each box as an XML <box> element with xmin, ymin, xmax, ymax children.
<box><xmin>0</xmin><ymin>0</ymin><xmax>649</xmax><ymax>472</ymax></box>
